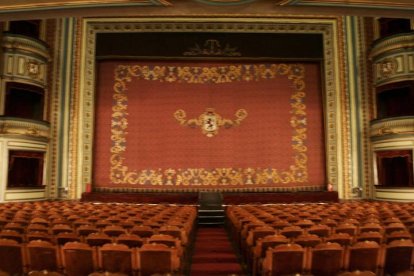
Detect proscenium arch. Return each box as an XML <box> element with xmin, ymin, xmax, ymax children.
<box><xmin>77</xmin><ymin>17</ymin><xmax>347</xmax><ymax>199</ymax></box>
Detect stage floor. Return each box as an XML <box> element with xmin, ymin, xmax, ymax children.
<box><xmin>81</xmin><ymin>191</ymin><xmax>338</xmax><ymax>204</ymax></box>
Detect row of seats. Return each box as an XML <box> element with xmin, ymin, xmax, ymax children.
<box><xmin>0</xmin><ymin>201</ymin><xmax>197</xmax><ymax>276</ymax></box>
<box><xmin>226</xmin><ymin>201</ymin><xmax>414</xmax><ymax>276</ymax></box>
<box><xmin>0</xmin><ymin>225</ymin><xmax>188</xmax><ymax>247</ymax></box>
<box><xmin>0</xmin><ymin>238</ymin><xmax>180</xmax><ymax>276</ymax></box>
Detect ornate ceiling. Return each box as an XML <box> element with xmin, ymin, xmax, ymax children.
<box><xmin>278</xmin><ymin>0</ymin><xmax>414</xmax><ymax>9</ymax></box>
<box><xmin>0</xmin><ymin>0</ymin><xmax>413</xmax><ymax>17</ymax></box>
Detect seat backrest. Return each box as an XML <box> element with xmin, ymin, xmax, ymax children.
<box><xmin>89</xmin><ymin>272</ymin><xmax>129</xmax><ymax>276</ymax></box>
<box><xmin>28</xmin><ymin>270</ymin><xmax>64</xmax><ymax>276</ymax></box>
<box><xmin>61</xmin><ymin>241</ymin><xmax>96</xmax><ymax>276</ymax></box>
<box><xmin>270</xmin><ymin>220</ymin><xmax>289</xmax><ymax>230</ymax></box>
<box><xmin>385</xmin><ymin>230</ymin><xmax>411</xmax><ymax>243</ymax></box>
<box><xmin>247</xmin><ymin>227</ymin><xmax>276</xmax><ymax>247</ymax></box>
<box><xmin>55</xmin><ymin>232</ymin><xmax>81</xmax><ymax>246</ymax></box>
<box><xmin>356</xmin><ymin>231</ymin><xmax>383</xmax><ymax>244</ymax></box>
<box><xmin>77</xmin><ymin>224</ymin><xmax>99</xmax><ymax>236</ymax></box>
<box><xmin>4</xmin><ymin>222</ymin><xmax>25</xmax><ymax>234</ymax></box>
<box><xmin>310</xmin><ymin>242</ymin><xmax>343</xmax><ymax>276</ymax></box>
<box><xmin>103</xmin><ymin>225</ymin><xmax>127</xmax><ymax>237</ymax></box>
<box><xmin>256</xmin><ymin>234</ymin><xmax>290</xmax><ymax>258</ymax></box>
<box><xmin>265</xmin><ymin>243</ymin><xmax>305</xmax><ymax>275</ymax></box>
<box><xmin>0</xmin><ymin>238</ymin><xmax>24</xmax><ymax>275</ymax></box>
<box><xmin>27</xmin><ymin>223</ymin><xmax>49</xmax><ymax>233</ymax></box>
<box><xmin>359</xmin><ymin>223</ymin><xmax>383</xmax><ymax>234</ymax></box>
<box><xmin>384</xmin><ymin>239</ymin><xmax>414</xmax><ymax>275</ymax></box>
<box><xmin>30</xmin><ymin>217</ymin><xmax>50</xmax><ymax>227</ymax></box>
<box><xmin>295</xmin><ymin>219</ymin><xmax>314</xmax><ymax>229</ymax></box>
<box><xmin>335</xmin><ymin>223</ymin><xmax>358</xmax><ymax>236</ymax></box>
<box><xmin>130</xmin><ymin>225</ymin><xmax>154</xmax><ymax>238</ymax></box>
<box><xmin>337</xmin><ymin>271</ymin><xmax>376</xmax><ymax>276</ymax></box>
<box><xmin>0</xmin><ymin>229</ymin><xmax>24</xmax><ymax>243</ymax></box>
<box><xmin>158</xmin><ymin>225</ymin><xmax>186</xmax><ymax>244</ymax></box>
<box><xmin>26</xmin><ymin>231</ymin><xmax>54</xmax><ymax>243</ymax></box>
<box><xmin>325</xmin><ymin>232</ymin><xmax>353</xmax><ymax>247</ymax></box>
<box><xmin>51</xmin><ymin>224</ymin><xmax>74</xmax><ymax>235</ymax></box>
<box><xmin>294</xmin><ymin>233</ymin><xmax>322</xmax><ymax>248</ymax></box>
<box><xmin>307</xmin><ymin>224</ymin><xmax>331</xmax><ymax>237</ymax></box>
<box><xmin>85</xmin><ymin>232</ymin><xmax>112</xmax><ymax>247</ymax></box>
<box><xmin>26</xmin><ymin>240</ymin><xmax>59</xmax><ymax>272</ymax></box>
<box><xmin>347</xmin><ymin>241</ymin><xmax>380</xmax><ymax>273</ymax></box>
<box><xmin>384</xmin><ymin>222</ymin><xmax>407</xmax><ymax>234</ymax></box>
<box><xmin>147</xmin><ymin>234</ymin><xmax>179</xmax><ymax>249</ymax></box>
<box><xmin>138</xmin><ymin>248</ymin><xmax>172</xmax><ymax>276</ymax></box>
<box><xmin>280</xmin><ymin>225</ymin><xmax>304</xmax><ymax>239</ymax></box>
<box><xmin>99</xmin><ymin>243</ymin><xmax>134</xmax><ymax>275</ymax></box>
<box><xmin>116</xmin><ymin>234</ymin><xmax>144</xmax><ymax>248</ymax></box>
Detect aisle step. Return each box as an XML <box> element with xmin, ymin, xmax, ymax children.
<box><xmin>190</xmin><ymin>226</ymin><xmax>244</xmax><ymax>276</ymax></box>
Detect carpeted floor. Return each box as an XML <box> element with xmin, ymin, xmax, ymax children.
<box><xmin>190</xmin><ymin>226</ymin><xmax>244</xmax><ymax>276</ymax></box>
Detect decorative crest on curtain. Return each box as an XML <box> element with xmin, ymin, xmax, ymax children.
<box><xmin>174</xmin><ymin>108</ymin><xmax>248</xmax><ymax>137</ymax></box>
<box><xmin>183</xmin><ymin>39</ymin><xmax>241</xmax><ymax>57</ymax></box>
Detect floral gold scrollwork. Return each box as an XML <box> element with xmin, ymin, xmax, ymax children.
<box><xmin>174</xmin><ymin>108</ymin><xmax>248</xmax><ymax>137</ymax></box>
<box><xmin>110</xmin><ymin>63</ymin><xmax>308</xmax><ymax>186</ymax></box>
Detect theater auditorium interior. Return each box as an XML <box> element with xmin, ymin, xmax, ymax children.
<box><xmin>0</xmin><ymin>0</ymin><xmax>413</xmax><ymax>275</ymax></box>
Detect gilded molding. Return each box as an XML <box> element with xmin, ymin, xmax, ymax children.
<box><xmin>2</xmin><ymin>34</ymin><xmax>50</xmax><ymax>60</ymax></box>
<box><xmin>1</xmin><ymin>33</ymin><xmax>49</xmax><ymax>87</ymax></box>
<box><xmin>332</xmin><ymin>16</ymin><xmax>347</xmax><ymax>197</ymax></box>
<box><xmin>370</xmin><ymin>33</ymin><xmax>414</xmax><ymax>58</ymax></box>
<box><xmin>68</xmin><ymin>18</ymin><xmax>83</xmax><ymax>199</ymax></box>
<box><xmin>0</xmin><ymin>117</ymin><xmax>50</xmax><ymax>141</ymax></box>
<box><xmin>47</xmin><ymin>19</ymin><xmax>62</xmax><ymax>199</ymax></box>
<box><xmin>359</xmin><ymin>17</ymin><xmax>375</xmax><ymax>199</ymax></box>
<box><xmin>79</xmin><ymin>18</ymin><xmax>342</xmax><ymax>192</ymax></box>
<box><xmin>371</xmin><ymin>33</ymin><xmax>414</xmax><ymax>86</ymax></box>
<box><xmin>370</xmin><ymin>117</ymin><xmax>414</xmax><ymax>138</ymax></box>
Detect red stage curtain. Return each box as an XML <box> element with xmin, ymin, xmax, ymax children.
<box><xmin>93</xmin><ymin>61</ymin><xmax>326</xmax><ymax>191</ymax></box>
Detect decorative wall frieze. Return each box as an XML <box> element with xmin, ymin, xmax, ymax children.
<box><xmin>1</xmin><ymin>33</ymin><xmax>50</xmax><ymax>87</ymax></box>
<box><xmin>370</xmin><ymin>116</ymin><xmax>414</xmax><ymax>139</ymax></box>
<box><xmin>371</xmin><ymin>33</ymin><xmax>414</xmax><ymax>86</ymax></box>
<box><xmin>0</xmin><ymin>117</ymin><xmax>50</xmax><ymax>141</ymax></box>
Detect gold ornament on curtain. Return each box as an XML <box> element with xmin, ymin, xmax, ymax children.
<box><xmin>174</xmin><ymin>108</ymin><xmax>247</xmax><ymax>137</ymax></box>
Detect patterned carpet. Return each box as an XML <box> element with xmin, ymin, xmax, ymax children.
<box><xmin>190</xmin><ymin>227</ymin><xmax>244</xmax><ymax>276</ymax></box>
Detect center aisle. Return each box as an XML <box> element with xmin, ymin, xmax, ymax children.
<box><xmin>190</xmin><ymin>226</ymin><xmax>244</xmax><ymax>276</ymax></box>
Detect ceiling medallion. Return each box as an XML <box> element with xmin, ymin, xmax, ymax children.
<box><xmin>174</xmin><ymin>108</ymin><xmax>248</xmax><ymax>137</ymax></box>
